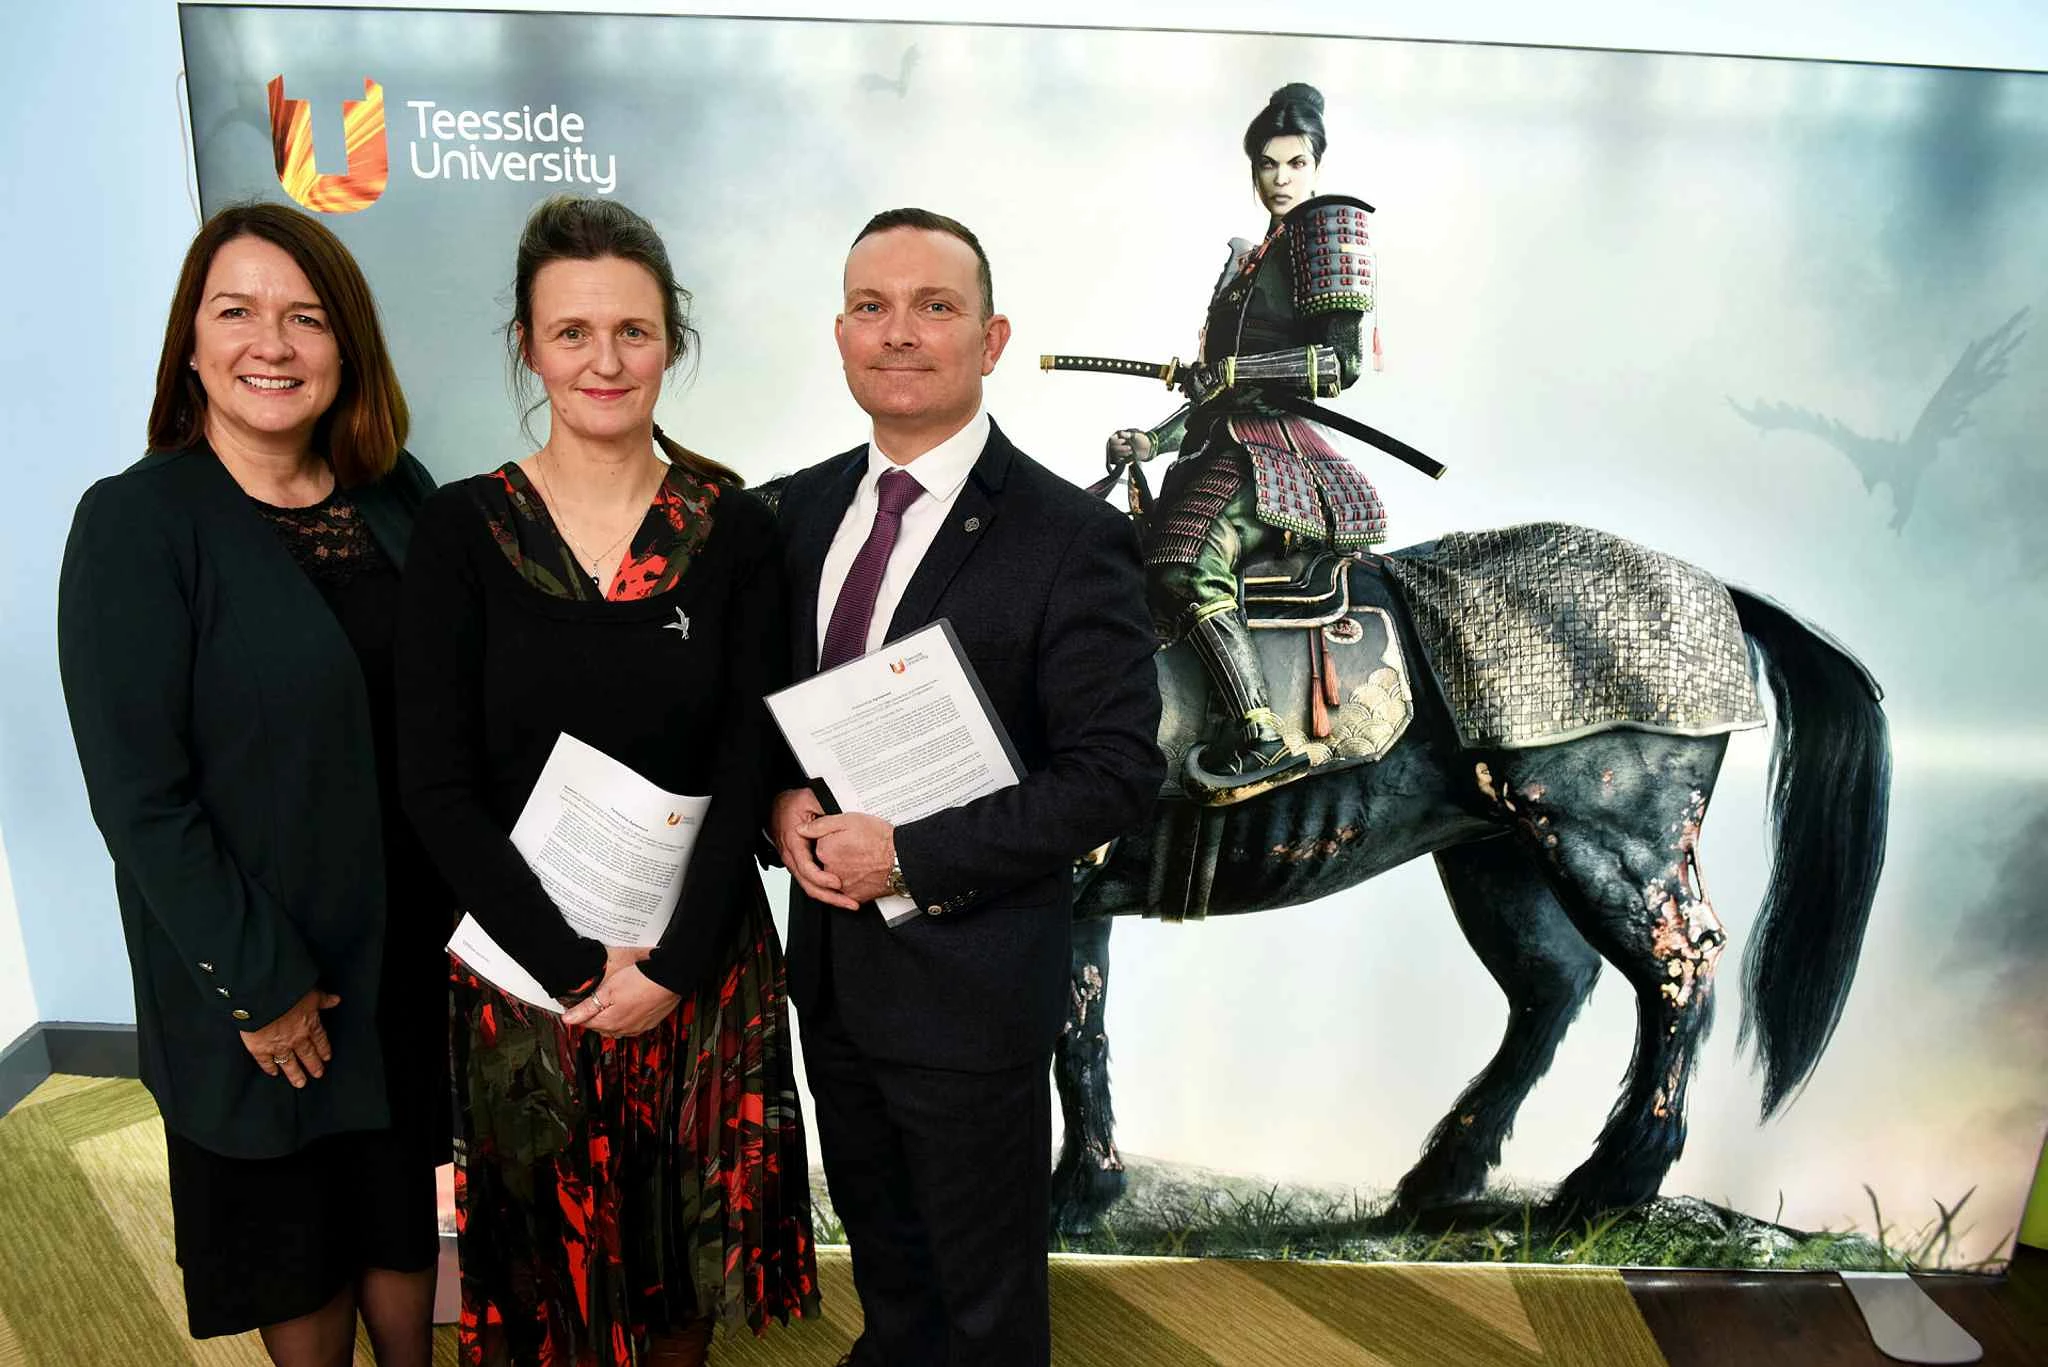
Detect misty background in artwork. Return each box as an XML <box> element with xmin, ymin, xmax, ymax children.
<box><xmin>181</xmin><ymin>8</ymin><xmax>2048</xmax><ymax>1262</ymax></box>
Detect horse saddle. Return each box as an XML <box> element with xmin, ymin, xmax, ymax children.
<box><xmin>1140</xmin><ymin>552</ymin><xmax>1415</xmax><ymax>922</ymax></box>
<box><xmin>1157</xmin><ymin>550</ymin><xmax>1417</xmax><ymax>805</ymax></box>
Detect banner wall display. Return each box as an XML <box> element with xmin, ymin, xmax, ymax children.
<box><xmin>181</xmin><ymin>3</ymin><xmax>2048</xmax><ymax>1269</ymax></box>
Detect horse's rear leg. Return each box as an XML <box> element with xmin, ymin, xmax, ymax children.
<box><xmin>1051</xmin><ymin>915</ymin><xmax>1124</xmax><ymax>1237</ymax></box>
<box><xmin>1479</xmin><ymin>739</ymin><xmax>1728</xmax><ymax>1218</ymax></box>
<box><xmin>1391</xmin><ymin>834</ymin><xmax>1602</xmax><ymax>1216</ymax></box>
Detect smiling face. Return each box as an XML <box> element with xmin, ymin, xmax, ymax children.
<box><xmin>190</xmin><ymin>235</ymin><xmax>343</xmax><ymax>455</ymax></box>
<box><xmin>835</xmin><ymin>226</ymin><xmax>1010</xmax><ymax>457</ymax></box>
<box><xmin>1253</xmin><ymin>134</ymin><xmax>1321</xmax><ymax>217</ymax></box>
<box><xmin>519</xmin><ymin>255</ymin><xmax>669</xmax><ymax>445</ymax></box>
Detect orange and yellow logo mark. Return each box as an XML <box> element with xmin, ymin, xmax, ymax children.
<box><xmin>267</xmin><ymin>75</ymin><xmax>388</xmax><ymax>213</ymax></box>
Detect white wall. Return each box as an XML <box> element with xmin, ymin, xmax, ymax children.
<box><xmin>2</xmin><ymin>0</ymin><xmax>2041</xmax><ymax>1024</ymax></box>
<box><xmin>0</xmin><ymin>826</ymin><xmax>38</xmax><ymax>1047</ymax></box>
<box><xmin>0</xmin><ymin>0</ymin><xmax>196</xmax><ymax>1028</ymax></box>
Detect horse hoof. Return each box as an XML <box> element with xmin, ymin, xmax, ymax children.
<box><xmin>1546</xmin><ymin>1174</ymin><xmax>1652</xmax><ymax>1228</ymax></box>
<box><xmin>1051</xmin><ymin>1208</ymin><xmax>1098</xmax><ymax>1239</ymax></box>
<box><xmin>1391</xmin><ymin>1155</ymin><xmax>1488</xmax><ymax>1217</ymax></box>
<box><xmin>1050</xmin><ymin>1152</ymin><xmax>1127</xmax><ymax>1237</ymax></box>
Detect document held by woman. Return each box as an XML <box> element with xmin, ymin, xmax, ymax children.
<box><xmin>446</xmin><ymin>732</ymin><xmax>710</xmax><ymax>1008</ymax></box>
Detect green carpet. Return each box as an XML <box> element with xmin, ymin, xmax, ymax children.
<box><xmin>0</xmin><ymin>1077</ymin><xmax>1669</xmax><ymax>1365</ymax></box>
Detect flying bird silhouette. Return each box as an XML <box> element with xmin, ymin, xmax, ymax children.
<box><xmin>858</xmin><ymin>45</ymin><xmax>919</xmax><ymax>99</ymax></box>
<box><xmin>1728</xmin><ymin>308</ymin><xmax>2029</xmax><ymax>531</ymax></box>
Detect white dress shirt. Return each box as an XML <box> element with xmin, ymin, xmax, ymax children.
<box><xmin>815</xmin><ymin>409</ymin><xmax>990</xmax><ymax>661</ymax></box>
<box><xmin>814</xmin><ymin>409</ymin><xmax>989</xmax><ymax>921</ymax></box>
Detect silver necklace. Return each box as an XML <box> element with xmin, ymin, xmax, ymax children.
<box><xmin>532</xmin><ymin>450</ymin><xmax>652</xmax><ymax>584</ymax></box>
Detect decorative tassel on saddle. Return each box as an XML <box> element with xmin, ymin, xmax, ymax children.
<box><xmin>1308</xmin><ymin>630</ymin><xmax>1343</xmax><ymax>739</ymax></box>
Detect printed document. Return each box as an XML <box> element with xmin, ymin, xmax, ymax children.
<box><xmin>765</xmin><ymin>619</ymin><xmax>1021</xmax><ymax>924</ymax></box>
<box><xmin>446</xmin><ymin>732</ymin><xmax>709</xmax><ymax>1007</ymax></box>
<box><xmin>447</xmin><ymin>913</ymin><xmax>560</xmax><ymax>1013</ymax></box>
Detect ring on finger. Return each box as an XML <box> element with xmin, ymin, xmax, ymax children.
<box><xmin>593</xmin><ymin>997</ymin><xmax>610</xmax><ymax>1013</ymax></box>
<box><xmin>272</xmin><ymin>1054</ymin><xmax>292</xmax><ymax>1065</ymax></box>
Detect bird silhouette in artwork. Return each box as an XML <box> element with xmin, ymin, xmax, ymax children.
<box><xmin>1728</xmin><ymin>309</ymin><xmax>2029</xmax><ymax>531</ymax></box>
<box><xmin>858</xmin><ymin>45</ymin><xmax>919</xmax><ymax>98</ymax></box>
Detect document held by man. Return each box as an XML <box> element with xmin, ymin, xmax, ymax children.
<box><xmin>445</xmin><ymin>732</ymin><xmax>710</xmax><ymax>1007</ymax></box>
<box><xmin>766</xmin><ymin>619</ymin><xmax>1023</xmax><ymax>924</ymax></box>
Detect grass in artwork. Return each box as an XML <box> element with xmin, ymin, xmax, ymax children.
<box><xmin>809</xmin><ymin>1159</ymin><xmax>2005</xmax><ymax>1271</ymax></box>
<box><xmin>1029</xmin><ymin>1160</ymin><xmax>1997</xmax><ymax>1270</ymax></box>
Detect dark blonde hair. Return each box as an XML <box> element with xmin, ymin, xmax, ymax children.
<box><xmin>507</xmin><ymin>195</ymin><xmax>741</xmax><ymax>487</ymax></box>
<box><xmin>147</xmin><ymin>202</ymin><xmax>408</xmax><ymax>487</ymax></box>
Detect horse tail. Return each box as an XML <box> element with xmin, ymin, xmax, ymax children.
<box><xmin>1728</xmin><ymin>587</ymin><xmax>1892</xmax><ymax>1119</ymax></box>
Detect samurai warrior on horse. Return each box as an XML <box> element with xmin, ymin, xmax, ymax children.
<box><xmin>1041</xmin><ymin>82</ymin><xmax>1891</xmax><ymax>1233</ymax></box>
<box><xmin>1092</xmin><ymin>82</ymin><xmax>1408</xmax><ymax>799</ymax></box>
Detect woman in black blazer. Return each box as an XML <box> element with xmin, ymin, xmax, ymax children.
<box><xmin>58</xmin><ymin>203</ymin><xmax>447</xmax><ymax>1366</ymax></box>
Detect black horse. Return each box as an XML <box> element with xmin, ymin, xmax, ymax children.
<box><xmin>1051</xmin><ymin>547</ymin><xmax>1890</xmax><ymax>1233</ymax></box>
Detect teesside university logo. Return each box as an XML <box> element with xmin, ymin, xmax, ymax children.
<box><xmin>267</xmin><ymin>74</ymin><xmax>620</xmax><ymax>214</ymax></box>
<box><xmin>268</xmin><ymin>76</ymin><xmax>388</xmax><ymax>213</ymax></box>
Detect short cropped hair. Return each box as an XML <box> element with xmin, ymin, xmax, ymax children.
<box><xmin>850</xmin><ymin>208</ymin><xmax>995</xmax><ymax>320</ymax></box>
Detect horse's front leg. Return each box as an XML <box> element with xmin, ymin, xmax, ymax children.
<box><xmin>1051</xmin><ymin>913</ymin><xmax>1125</xmax><ymax>1237</ymax></box>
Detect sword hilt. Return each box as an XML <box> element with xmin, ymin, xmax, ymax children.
<box><xmin>1039</xmin><ymin>354</ymin><xmax>1180</xmax><ymax>388</ymax></box>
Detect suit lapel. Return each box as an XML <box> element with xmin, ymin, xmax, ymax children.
<box><xmin>884</xmin><ymin>420</ymin><xmax>1016</xmax><ymax>642</ymax></box>
<box><xmin>791</xmin><ymin>447</ymin><xmax>868</xmax><ymax>678</ymax></box>
<box><xmin>187</xmin><ymin>449</ymin><xmax>369</xmax><ymax>709</ymax></box>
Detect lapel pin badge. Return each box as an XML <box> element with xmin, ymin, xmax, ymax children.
<box><xmin>664</xmin><ymin>608</ymin><xmax>691</xmax><ymax>640</ymax></box>
<box><xmin>963</xmin><ymin>516</ymin><xmax>982</xmax><ymax>533</ymax></box>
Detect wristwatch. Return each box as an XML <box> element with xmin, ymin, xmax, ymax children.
<box><xmin>884</xmin><ymin>853</ymin><xmax>911</xmax><ymax>900</ymax></box>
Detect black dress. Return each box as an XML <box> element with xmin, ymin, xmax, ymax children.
<box><xmin>163</xmin><ymin>486</ymin><xmax>450</xmax><ymax>1337</ymax></box>
<box><xmin>397</xmin><ymin>463</ymin><xmax>818</xmax><ymax>1364</ymax></box>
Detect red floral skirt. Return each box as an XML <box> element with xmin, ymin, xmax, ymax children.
<box><xmin>450</xmin><ymin>899</ymin><xmax>819</xmax><ymax>1364</ymax></box>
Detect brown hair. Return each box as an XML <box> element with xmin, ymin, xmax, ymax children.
<box><xmin>507</xmin><ymin>195</ymin><xmax>741</xmax><ymax>487</ymax></box>
<box><xmin>850</xmin><ymin>207</ymin><xmax>995</xmax><ymax>320</ymax></box>
<box><xmin>146</xmin><ymin>201</ymin><xmax>408</xmax><ymax>487</ymax></box>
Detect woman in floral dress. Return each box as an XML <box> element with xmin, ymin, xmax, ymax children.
<box><xmin>398</xmin><ymin>195</ymin><xmax>818</xmax><ymax>1365</ymax></box>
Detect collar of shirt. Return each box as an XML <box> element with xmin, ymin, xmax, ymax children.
<box><xmin>863</xmin><ymin>409</ymin><xmax>988</xmax><ymax>504</ymax></box>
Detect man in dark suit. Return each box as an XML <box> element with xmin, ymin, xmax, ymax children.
<box><xmin>770</xmin><ymin>208</ymin><xmax>1162</xmax><ymax>1366</ymax></box>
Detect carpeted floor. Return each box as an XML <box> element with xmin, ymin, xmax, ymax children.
<box><xmin>0</xmin><ymin>1076</ymin><xmax>1669</xmax><ymax>1366</ymax></box>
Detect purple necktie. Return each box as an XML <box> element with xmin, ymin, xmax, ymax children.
<box><xmin>820</xmin><ymin>468</ymin><xmax>924</xmax><ymax>669</ymax></box>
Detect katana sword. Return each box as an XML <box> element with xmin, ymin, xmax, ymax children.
<box><xmin>1039</xmin><ymin>353</ymin><xmax>1184</xmax><ymax>385</ymax></box>
<box><xmin>1039</xmin><ymin>352</ymin><xmax>1446</xmax><ymax>481</ymax></box>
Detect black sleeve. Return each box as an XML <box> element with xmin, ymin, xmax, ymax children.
<box><xmin>892</xmin><ymin>503</ymin><xmax>1163</xmax><ymax>905</ymax></box>
<box><xmin>759</xmin><ymin>480</ymin><xmax>816</xmax><ymax>866</ymax></box>
<box><xmin>57</xmin><ymin>476</ymin><xmax>322</xmax><ymax>1030</ymax></box>
<box><xmin>1312</xmin><ymin>309</ymin><xmax>1367</xmax><ymax>388</ymax></box>
<box><xmin>641</xmin><ymin>497</ymin><xmax>790</xmax><ymax>994</ymax></box>
<box><xmin>395</xmin><ymin>489</ymin><xmax>606</xmax><ymax>997</ymax></box>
